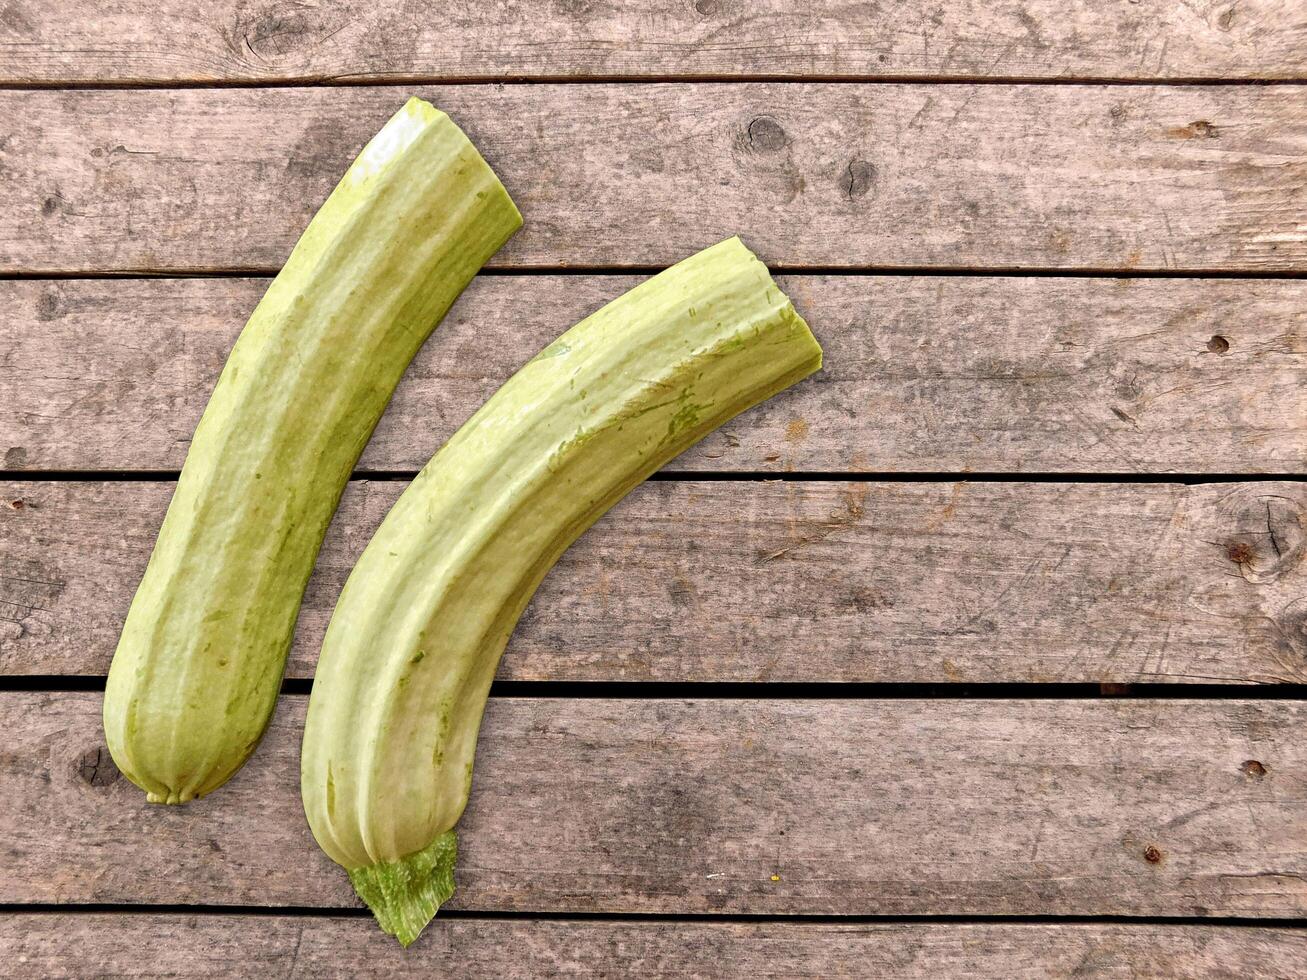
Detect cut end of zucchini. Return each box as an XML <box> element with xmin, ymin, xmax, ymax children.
<box><xmin>347</xmin><ymin>830</ymin><xmax>458</xmax><ymax>947</ymax></box>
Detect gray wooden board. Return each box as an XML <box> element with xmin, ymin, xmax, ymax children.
<box><xmin>4</xmin><ymin>0</ymin><xmax>1304</xmax><ymax>967</ymax></box>
<box><xmin>3</xmin><ymin>915</ymin><xmax>1306</xmax><ymax>978</ymax></box>
<box><xmin>3</xmin><ymin>0</ymin><xmax>1305</xmax><ymax>85</ymax></box>
<box><xmin>3</xmin><ymin>693</ymin><xmax>1305</xmax><ymax>915</ymax></box>
<box><xmin>4</xmin><ymin>275</ymin><xmax>1304</xmax><ymax>475</ymax></box>
<box><xmin>4</xmin><ymin>85</ymin><xmax>1306</xmax><ymax>274</ymax></box>
<box><xmin>4</xmin><ymin>480</ymin><xmax>1306</xmax><ymax>684</ymax></box>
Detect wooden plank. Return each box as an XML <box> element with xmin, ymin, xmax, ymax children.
<box><xmin>4</xmin><ymin>84</ymin><xmax>1306</xmax><ymax>274</ymax></box>
<box><xmin>4</xmin><ymin>479</ymin><xmax>1305</xmax><ymax>684</ymax></box>
<box><xmin>4</xmin><ymin>275</ymin><xmax>1304</xmax><ymax>475</ymax></box>
<box><xmin>3</xmin><ymin>692</ymin><xmax>1304</xmax><ymax>914</ymax></box>
<box><xmin>5</xmin><ymin>916</ymin><xmax>1306</xmax><ymax>978</ymax></box>
<box><xmin>3</xmin><ymin>1</ymin><xmax>1304</xmax><ymax>86</ymax></box>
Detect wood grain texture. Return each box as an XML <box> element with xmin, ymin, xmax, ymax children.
<box><xmin>4</xmin><ymin>480</ymin><xmax>1306</xmax><ymax>684</ymax></box>
<box><xmin>4</xmin><ymin>275</ymin><xmax>1304</xmax><ymax>475</ymax></box>
<box><xmin>4</xmin><ymin>916</ymin><xmax>1306</xmax><ymax>979</ymax></box>
<box><xmin>4</xmin><ymin>692</ymin><xmax>1305</xmax><ymax>915</ymax></box>
<box><xmin>2</xmin><ymin>1</ymin><xmax>1304</xmax><ymax>85</ymax></box>
<box><xmin>4</xmin><ymin>84</ymin><xmax>1306</xmax><ymax>274</ymax></box>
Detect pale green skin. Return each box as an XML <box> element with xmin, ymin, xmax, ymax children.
<box><xmin>300</xmin><ymin>236</ymin><xmax>823</xmax><ymax>944</ymax></box>
<box><xmin>103</xmin><ymin>98</ymin><xmax>522</xmax><ymax>805</ymax></box>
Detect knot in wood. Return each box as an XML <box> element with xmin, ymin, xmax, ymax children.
<box><xmin>1271</xmin><ymin>598</ymin><xmax>1307</xmax><ymax>672</ymax></box>
<box><xmin>234</xmin><ymin>6</ymin><xmax>316</xmax><ymax>62</ymax></box>
<box><xmin>841</xmin><ymin>159</ymin><xmax>877</xmax><ymax>200</ymax></box>
<box><xmin>77</xmin><ymin>746</ymin><xmax>121</xmax><ymax>787</ymax></box>
<box><xmin>746</xmin><ymin>117</ymin><xmax>788</xmax><ymax>153</ymax></box>
<box><xmin>1217</xmin><ymin>490</ymin><xmax>1305</xmax><ymax>585</ymax></box>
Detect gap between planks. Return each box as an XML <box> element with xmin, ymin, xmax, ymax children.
<box><xmin>5</xmin><ymin>267</ymin><xmax>1307</xmax><ymax>280</ymax></box>
<box><xmin>3</xmin><ymin>76</ymin><xmax>1307</xmax><ymax>93</ymax></box>
<box><xmin>2</xmin><ymin>473</ymin><xmax>1304</xmax><ymax>483</ymax></box>
<box><xmin>3</xmin><ymin>677</ymin><xmax>1307</xmax><ymax>700</ymax></box>
<box><xmin>5</xmin><ymin>265</ymin><xmax>1307</xmax><ymax>279</ymax></box>
<box><xmin>2</xmin><ymin>470</ymin><xmax>1307</xmax><ymax>480</ymax></box>
<box><xmin>3</xmin><ymin>905</ymin><xmax>1306</xmax><ymax>927</ymax></box>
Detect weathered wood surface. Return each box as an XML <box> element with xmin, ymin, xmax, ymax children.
<box><xmin>5</xmin><ymin>480</ymin><xmax>1305</xmax><ymax>684</ymax></box>
<box><xmin>4</xmin><ymin>917</ymin><xmax>1306</xmax><ymax>979</ymax></box>
<box><xmin>4</xmin><ymin>693</ymin><xmax>1304</xmax><ymax>914</ymax></box>
<box><xmin>5</xmin><ymin>275</ymin><xmax>1304</xmax><ymax>475</ymax></box>
<box><xmin>5</xmin><ymin>85</ymin><xmax>1306</xmax><ymax>274</ymax></box>
<box><xmin>3</xmin><ymin>1</ymin><xmax>1305</xmax><ymax>85</ymax></box>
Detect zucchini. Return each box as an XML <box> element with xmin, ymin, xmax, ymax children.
<box><xmin>300</xmin><ymin>236</ymin><xmax>823</xmax><ymax>944</ymax></box>
<box><xmin>104</xmin><ymin>98</ymin><xmax>522</xmax><ymax>804</ymax></box>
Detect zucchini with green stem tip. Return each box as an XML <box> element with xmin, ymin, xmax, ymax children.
<box><xmin>103</xmin><ymin>98</ymin><xmax>522</xmax><ymax>804</ymax></box>
<box><xmin>300</xmin><ymin>236</ymin><xmax>823</xmax><ymax>945</ymax></box>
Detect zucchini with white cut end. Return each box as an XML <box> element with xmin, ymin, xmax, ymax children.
<box><xmin>300</xmin><ymin>236</ymin><xmax>823</xmax><ymax>945</ymax></box>
<box><xmin>103</xmin><ymin>98</ymin><xmax>522</xmax><ymax>805</ymax></box>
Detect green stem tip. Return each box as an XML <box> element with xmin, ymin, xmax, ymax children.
<box><xmin>347</xmin><ymin>830</ymin><xmax>458</xmax><ymax>947</ymax></box>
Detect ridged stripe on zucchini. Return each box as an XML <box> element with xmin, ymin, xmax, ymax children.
<box><xmin>300</xmin><ymin>237</ymin><xmax>823</xmax><ymax>945</ymax></box>
<box><xmin>104</xmin><ymin>98</ymin><xmax>522</xmax><ymax>805</ymax></box>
